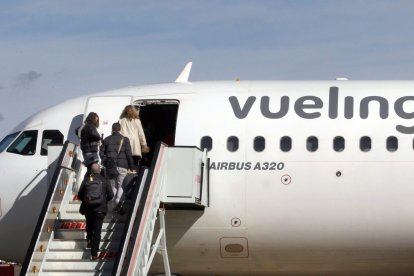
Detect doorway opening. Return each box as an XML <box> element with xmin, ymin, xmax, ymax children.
<box><xmin>134</xmin><ymin>99</ymin><xmax>179</xmax><ymax>165</ymax></box>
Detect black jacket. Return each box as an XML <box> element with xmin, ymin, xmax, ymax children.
<box><xmin>100</xmin><ymin>132</ymin><xmax>135</xmax><ymax>170</ymax></box>
<box><xmin>78</xmin><ymin>122</ymin><xmax>101</xmax><ymax>153</ymax></box>
<box><xmin>78</xmin><ymin>173</ymin><xmax>114</xmax><ymax>214</ymax></box>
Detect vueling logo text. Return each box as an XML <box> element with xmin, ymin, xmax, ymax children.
<box><xmin>229</xmin><ymin>87</ymin><xmax>414</xmax><ymax>134</ymax></box>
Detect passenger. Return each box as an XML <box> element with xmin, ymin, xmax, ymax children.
<box><xmin>119</xmin><ymin>105</ymin><xmax>149</xmax><ymax>166</ymax></box>
<box><xmin>100</xmin><ymin>122</ymin><xmax>135</xmax><ymax>212</ymax></box>
<box><xmin>78</xmin><ymin>163</ymin><xmax>113</xmax><ymax>260</ymax></box>
<box><xmin>76</xmin><ymin>112</ymin><xmax>102</xmax><ymax>171</ymax></box>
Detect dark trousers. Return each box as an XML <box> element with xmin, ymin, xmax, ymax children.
<box><xmin>85</xmin><ymin>211</ymin><xmax>105</xmax><ymax>257</ymax></box>
<box><xmin>133</xmin><ymin>155</ymin><xmax>141</xmax><ymax>166</ymax></box>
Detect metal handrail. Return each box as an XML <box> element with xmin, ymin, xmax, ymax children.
<box><xmin>20</xmin><ymin>141</ymin><xmax>78</xmax><ymax>275</ymax></box>
<box><xmin>112</xmin><ymin>169</ymin><xmax>148</xmax><ymax>276</ymax></box>
<box><xmin>113</xmin><ymin>142</ymin><xmax>167</xmax><ymax>276</ymax></box>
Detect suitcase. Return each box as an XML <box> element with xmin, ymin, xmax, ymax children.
<box><xmin>122</xmin><ymin>172</ymin><xmax>139</xmax><ymax>199</ymax></box>
<box><xmin>116</xmin><ymin>171</ymin><xmax>140</xmax><ymax>214</ymax></box>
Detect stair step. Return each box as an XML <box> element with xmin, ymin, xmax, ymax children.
<box><xmin>46</xmin><ymin>251</ymin><xmax>93</xmax><ymax>260</ymax></box>
<box><xmin>54</xmin><ymin>228</ymin><xmax>123</xmax><ymax>240</ymax></box>
<box><xmin>60</xmin><ymin>210</ymin><xmax>127</xmax><ymax>221</ymax></box>
<box><xmin>66</xmin><ymin>202</ymin><xmax>132</xmax><ymax>214</ymax></box>
<box><xmin>49</xmin><ymin>239</ymin><xmax>120</xmax><ymax>250</ymax></box>
<box><xmin>58</xmin><ymin>216</ymin><xmax>126</xmax><ymax>224</ymax></box>
<box><xmin>29</xmin><ymin>272</ymin><xmax>111</xmax><ymax>276</ymax></box>
<box><xmin>57</xmin><ymin>221</ymin><xmax>124</xmax><ymax>231</ymax></box>
<box><xmin>59</xmin><ymin>212</ymin><xmax>87</xmax><ymax>220</ymax></box>
<box><xmin>46</xmin><ymin>249</ymin><xmax>118</xmax><ymax>260</ymax></box>
<box><xmin>41</xmin><ymin>259</ymin><xmax>114</xmax><ymax>271</ymax></box>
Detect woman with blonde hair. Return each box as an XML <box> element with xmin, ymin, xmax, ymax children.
<box><xmin>119</xmin><ymin>105</ymin><xmax>149</xmax><ymax>165</ymax></box>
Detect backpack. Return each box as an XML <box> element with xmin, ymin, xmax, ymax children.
<box><xmin>84</xmin><ymin>175</ymin><xmax>105</xmax><ymax>206</ymax></box>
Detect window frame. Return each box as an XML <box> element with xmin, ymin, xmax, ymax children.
<box><xmin>306</xmin><ymin>136</ymin><xmax>318</xmax><ymax>152</ymax></box>
<box><xmin>333</xmin><ymin>136</ymin><xmax>345</xmax><ymax>152</ymax></box>
<box><xmin>360</xmin><ymin>136</ymin><xmax>372</xmax><ymax>152</ymax></box>
<box><xmin>227</xmin><ymin>136</ymin><xmax>239</xmax><ymax>152</ymax></box>
<box><xmin>0</xmin><ymin>132</ymin><xmax>20</xmax><ymax>153</ymax></box>
<box><xmin>280</xmin><ymin>136</ymin><xmax>292</xmax><ymax>152</ymax></box>
<box><xmin>386</xmin><ymin>136</ymin><xmax>398</xmax><ymax>152</ymax></box>
<box><xmin>200</xmin><ymin>136</ymin><xmax>213</xmax><ymax>152</ymax></box>
<box><xmin>6</xmin><ymin>130</ymin><xmax>38</xmax><ymax>156</ymax></box>
<box><xmin>253</xmin><ymin>136</ymin><xmax>265</xmax><ymax>152</ymax></box>
<box><xmin>41</xmin><ymin>130</ymin><xmax>64</xmax><ymax>156</ymax></box>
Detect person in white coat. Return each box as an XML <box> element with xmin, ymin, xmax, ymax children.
<box><xmin>119</xmin><ymin>105</ymin><xmax>149</xmax><ymax>165</ymax></box>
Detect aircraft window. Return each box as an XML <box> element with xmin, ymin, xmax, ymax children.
<box><xmin>200</xmin><ymin>136</ymin><xmax>212</xmax><ymax>152</ymax></box>
<box><xmin>41</xmin><ymin>130</ymin><xmax>64</xmax><ymax>156</ymax></box>
<box><xmin>0</xmin><ymin>132</ymin><xmax>19</xmax><ymax>153</ymax></box>
<box><xmin>306</xmin><ymin>136</ymin><xmax>318</xmax><ymax>152</ymax></box>
<box><xmin>386</xmin><ymin>136</ymin><xmax>398</xmax><ymax>152</ymax></box>
<box><xmin>254</xmin><ymin>136</ymin><xmax>265</xmax><ymax>152</ymax></box>
<box><xmin>333</xmin><ymin>136</ymin><xmax>345</xmax><ymax>152</ymax></box>
<box><xmin>227</xmin><ymin>136</ymin><xmax>239</xmax><ymax>152</ymax></box>
<box><xmin>6</xmin><ymin>130</ymin><xmax>38</xmax><ymax>156</ymax></box>
<box><xmin>360</xmin><ymin>136</ymin><xmax>371</xmax><ymax>152</ymax></box>
<box><xmin>280</xmin><ymin>136</ymin><xmax>292</xmax><ymax>152</ymax></box>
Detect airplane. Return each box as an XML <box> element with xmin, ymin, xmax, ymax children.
<box><xmin>1</xmin><ymin>62</ymin><xmax>414</xmax><ymax>275</ymax></box>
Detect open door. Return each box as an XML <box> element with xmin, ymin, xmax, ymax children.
<box><xmin>84</xmin><ymin>96</ymin><xmax>133</xmax><ymax>139</ymax></box>
<box><xmin>134</xmin><ymin>99</ymin><xmax>179</xmax><ymax>165</ymax></box>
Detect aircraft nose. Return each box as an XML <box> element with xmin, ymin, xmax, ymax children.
<box><xmin>0</xmin><ymin>168</ymin><xmax>5</xmax><ymax>218</ymax></box>
<box><xmin>0</xmin><ymin>156</ymin><xmax>17</xmax><ymax>218</ymax></box>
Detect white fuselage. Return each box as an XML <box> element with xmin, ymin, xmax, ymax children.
<box><xmin>1</xmin><ymin>80</ymin><xmax>414</xmax><ymax>275</ymax></box>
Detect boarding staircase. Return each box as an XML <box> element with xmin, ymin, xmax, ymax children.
<box><xmin>21</xmin><ymin>141</ymin><xmax>209</xmax><ymax>276</ymax></box>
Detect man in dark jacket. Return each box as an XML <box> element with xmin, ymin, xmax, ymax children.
<box><xmin>77</xmin><ymin>112</ymin><xmax>101</xmax><ymax>168</ymax></box>
<box><xmin>78</xmin><ymin>163</ymin><xmax>114</xmax><ymax>260</ymax></box>
<box><xmin>100</xmin><ymin>122</ymin><xmax>135</xmax><ymax>211</ymax></box>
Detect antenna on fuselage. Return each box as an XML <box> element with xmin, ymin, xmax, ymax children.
<box><xmin>175</xmin><ymin>62</ymin><xmax>192</xmax><ymax>83</ymax></box>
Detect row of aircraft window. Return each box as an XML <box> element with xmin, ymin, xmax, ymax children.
<box><xmin>0</xmin><ymin>130</ymin><xmax>406</xmax><ymax>156</ymax></box>
<box><xmin>200</xmin><ymin>135</ymin><xmax>402</xmax><ymax>153</ymax></box>
<box><xmin>0</xmin><ymin>130</ymin><xmax>64</xmax><ymax>156</ymax></box>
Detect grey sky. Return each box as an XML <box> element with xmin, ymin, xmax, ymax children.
<box><xmin>14</xmin><ymin>71</ymin><xmax>42</xmax><ymax>90</ymax></box>
<box><xmin>1</xmin><ymin>0</ymin><xmax>414</xmax><ymax>138</ymax></box>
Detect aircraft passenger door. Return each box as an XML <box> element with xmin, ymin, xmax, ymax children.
<box><xmin>136</xmin><ymin>100</ymin><xmax>179</xmax><ymax>165</ymax></box>
<box><xmin>84</xmin><ymin>96</ymin><xmax>133</xmax><ymax>139</ymax></box>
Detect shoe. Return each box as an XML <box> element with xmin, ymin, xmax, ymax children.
<box><xmin>86</xmin><ymin>239</ymin><xmax>92</xmax><ymax>249</ymax></box>
<box><xmin>90</xmin><ymin>255</ymin><xmax>99</xmax><ymax>261</ymax></box>
<box><xmin>117</xmin><ymin>206</ymin><xmax>125</xmax><ymax>215</ymax></box>
<box><xmin>115</xmin><ymin>203</ymin><xmax>125</xmax><ymax>215</ymax></box>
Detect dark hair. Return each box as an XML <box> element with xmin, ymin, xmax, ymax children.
<box><xmin>112</xmin><ymin>122</ymin><xmax>121</xmax><ymax>132</ymax></box>
<box><xmin>85</xmin><ymin>112</ymin><xmax>99</xmax><ymax>127</ymax></box>
<box><xmin>85</xmin><ymin>112</ymin><xmax>98</xmax><ymax>123</ymax></box>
